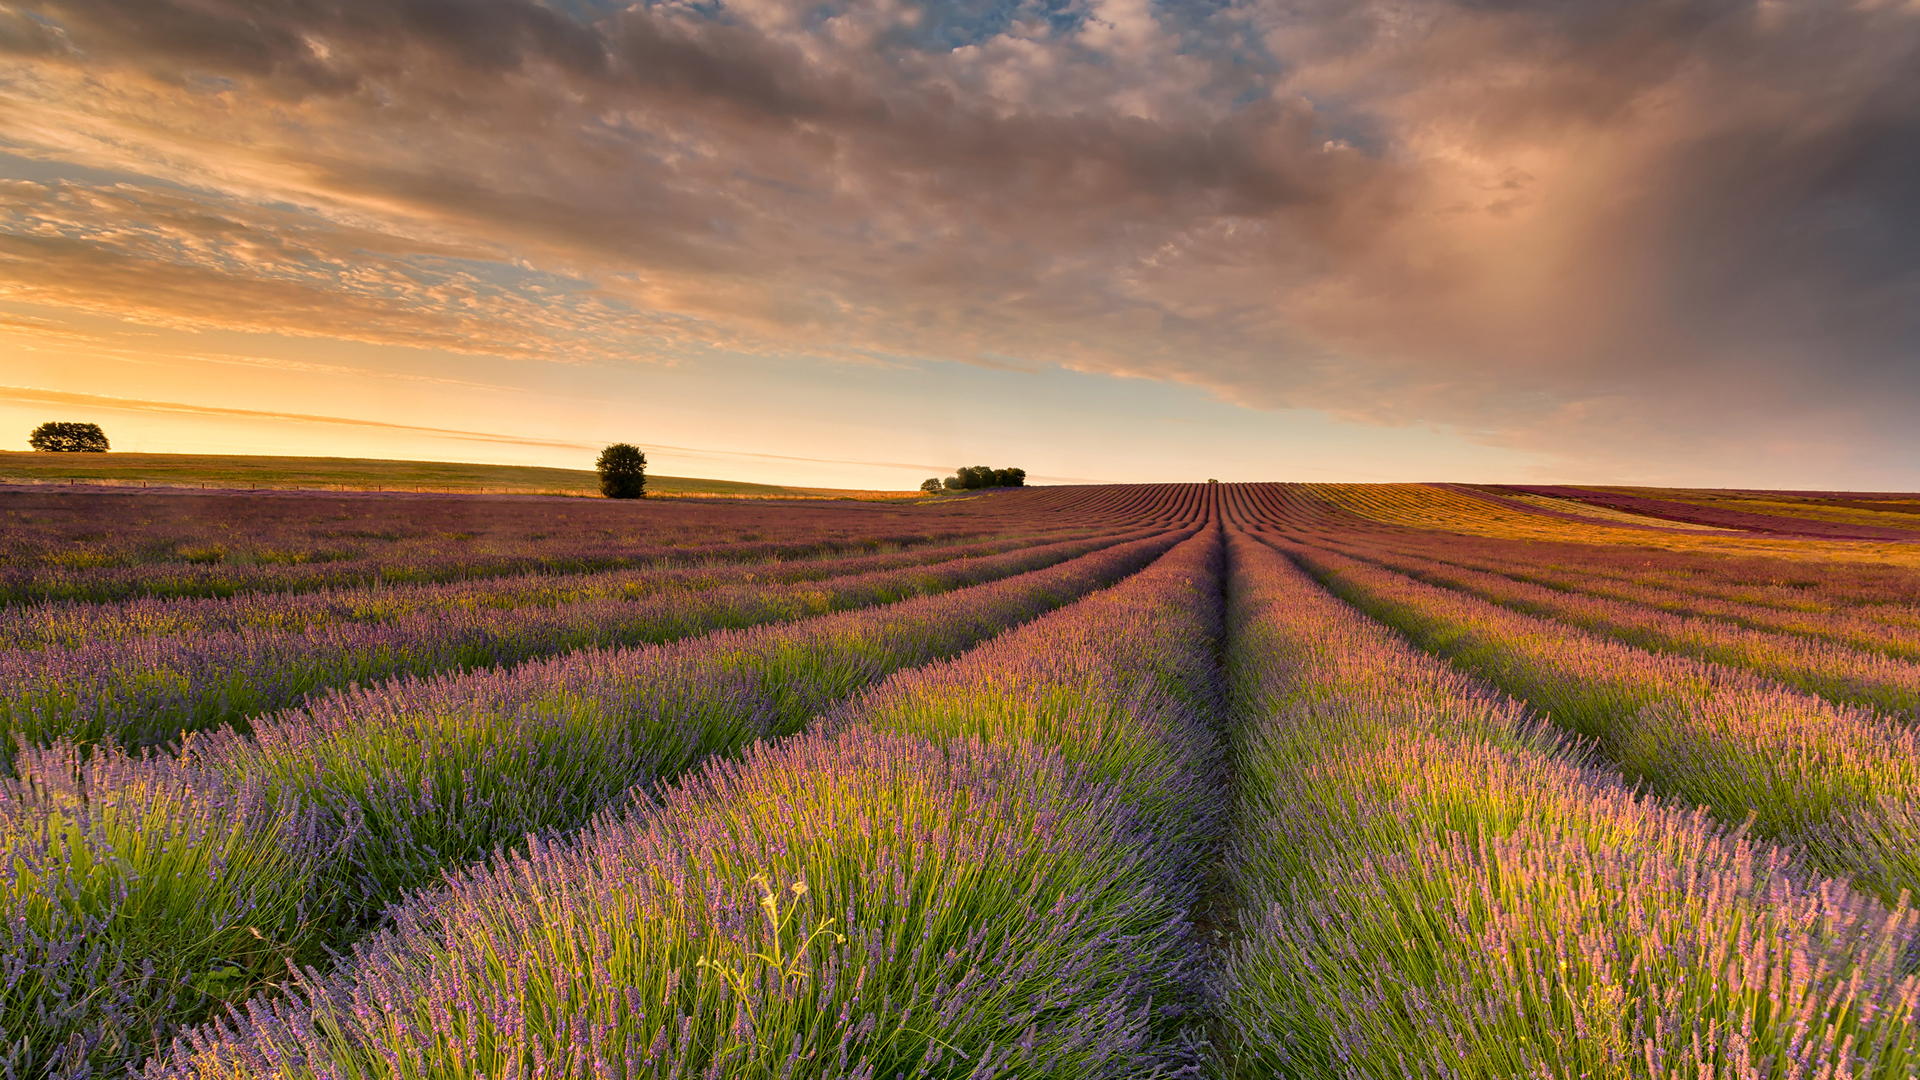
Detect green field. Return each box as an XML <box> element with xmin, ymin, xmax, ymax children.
<box><xmin>0</xmin><ymin>451</ymin><xmax>918</xmax><ymax>499</ymax></box>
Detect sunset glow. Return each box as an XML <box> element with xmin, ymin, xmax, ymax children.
<box><xmin>3</xmin><ymin>0</ymin><xmax>1916</xmax><ymax>486</ymax></box>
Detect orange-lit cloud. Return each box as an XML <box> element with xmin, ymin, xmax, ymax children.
<box><xmin>2</xmin><ymin>0</ymin><xmax>1918</xmax><ymax>481</ymax></box>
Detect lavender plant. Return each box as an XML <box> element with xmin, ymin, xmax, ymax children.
<box><xmin>0</xmin><ymin>528</ymin><xmax>1159</xmax><ymax>768</ymax></box>
<box><xmin>150</xmin><ymin>528</ymin><xmax>1228</xmax><ymax>1077</ymax></box>
<box><xmin>1329</xmin><ymin>537</ymin><xmax>1920</xmax><ymax>718</ymax></box>
<box><xmin>1347</xmin><ymin>534</ymin><xmax>1920</xmax><ymax>659</ymax></box>
<box><xmin>0</xmin><ymin>530</ymin><xmax>1096</xmax><ymax>651</ymax></box>
<box><xmin>2</xmin><ymin>490</ymin><xmax>1023</xmax><ymax>604</ymax></box>
<box><xmin>2</xmin><ymin>742</ymin><xmax>345</xmax><ymax>1077</ymax></box>
<box><xmin>8</xmin><ymin>531</ymin><xmax>1189</xmax><ymax>1073</ymax></box>
<box><xmin>1276</xmin><ymin>538</ymin><xmax>1920</xmax><ymax>905</ymax></box>
<box><xmin>154</xmin><ymin>729</ymin><xmax>1199</xmax><ymax>1079</ymax></box>
<box><xmin>1217</xmin><ymin>529</ymin><xmax>1920</xmax><ymax>1077</ymax></box>
<box><xmin>832</xmin><ymin>528</ymin><xmax>1228</xmax><ymax>844</ymax></box>
<box><xmin>239</xmin><ymin>529</ymin><xmax>1187</xmax><ymax>914</ymax></box>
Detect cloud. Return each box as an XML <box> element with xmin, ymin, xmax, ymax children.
<box><xmin>0</xmin><ymin>178</ymin><xmax>741</xmax><ymax>361</ymax></box>
<box><xmin>0</xmin><ymin>385</ymin><xmax>964</xmax><ymax>471</ymax></box>
<box><xmin>175</xmin><ymin>351</ymin><xmax>516</xmax><ymax>392</ymax></box>
<box><xmin>2</xmin><ymin>0</ymin><xmax>1918</xmax><ymax>480</ymax></box>
<box><xmin>0</xmin><ymin>384</ymin><xmax>602</xmax><ymax>450</ymax></box>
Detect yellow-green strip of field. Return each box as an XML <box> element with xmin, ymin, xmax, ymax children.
<box><xmin>0</xmin><ymin>452</ymin><xmax>920</xmax><ymax>500</ymax></box>
<box><xmin>1585</xmin><ymin>487</ymin><xmax>1920</xmax><ymax>532</ymax></box>
<box><xmin>1294</xmin><ymin>483</ymin><xmax>1920</xmax><ymax>568</ymax></box>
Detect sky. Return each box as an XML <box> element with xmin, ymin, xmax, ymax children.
<box><xmin>1</xmin><ymin>0</ymin><xmax>1917</xmax><ymax>489</ymax></box>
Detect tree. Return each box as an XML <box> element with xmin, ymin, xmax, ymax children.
<box><xmin>596</xmin><ymin>443</ymin><xmax>647</xmax><ymax>499</ymax></box>
<box><xmin>919</xmin><ymin>478</ymin><xmax>944</xmax><ymax>493</ymax></box>
<box><xmin>28</xmin><ymin>422</ymin><xmax>109</xmax><ymax>452</ymax></box>
<box><xmin>938</xmin><ymin>465</ymin><xmax>1025</xmax><ymax>490</ymax></box>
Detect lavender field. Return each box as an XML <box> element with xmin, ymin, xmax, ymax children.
<box><xmin>10</xmin><ymin>482</ymin><xmax>1920</xmax><ymax>1077</ymax></box>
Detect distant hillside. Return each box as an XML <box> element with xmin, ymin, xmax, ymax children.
<box><xmin>0</xmin><ymin>451</ymin><xmax>918</xmax><ymax>499</ymax></box>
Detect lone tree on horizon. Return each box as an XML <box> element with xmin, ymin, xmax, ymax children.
<box><xmin>29</xmin><ymin>422</ymin><xmax>109</xmax><ymax>452</ymax></box>
<box><xmin>596</xmin><ymin>443</ymin><xmax>647</xmax><ymax>499</ymax></box>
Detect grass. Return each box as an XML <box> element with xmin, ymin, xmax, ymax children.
<box><xmin>1278</xmin><ymin>536</ymin><xmax>1920</xmax><ymax>904</ymax></box>
<box><xmin>0</xmin><ymin>532</ymin><xmax>1110</xmax><ymax>761</ymax></box>
<box><xmin>1592</xmin><ymin>486</ymin><xmax>1920</xmax><ymax>531</ymax></box>
<box><xmin>25</xmin><ymin>480</ymin><xmax>1920</xmax><ymax>1077</ymax></box>
<box><xmin>152</xmin><ymin>531</ymin><xmax>1217</xmax><ymax>1079</ymax></box>
<box><xmin>8</xmin><ymin>530</ymin><xmax>1181</xmax><ymax>1072</ymax></box>
<box><xmin>160</xmin><ymin>729</ymin><xmax>1193</xmax><ymax>1079</ymax></box>
<box><xmin>1217</xmin><ymin>528</ymin><xmax>1920</xmax><ymax>1077</ymax></box>
<box><xmin>1333</xmin><ymin>537</ymin><xmax>1920</xmax><ymax>717</ymax></box>
<box><xmin>1246</xmin><ymin>481</ymin><xmax>1920</xmax><ymax>567</ymax></box>
<box><xmin>0</xmin><ymin>451</ymin><xmax>920</xmax><ymax>499</ymax></box>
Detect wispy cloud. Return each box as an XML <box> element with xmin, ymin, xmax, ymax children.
<box><xmin>0</xmin><ymin>386</ymin><xmax>963</xmax><ymax>472</ymax></box>
<box><xmin>3</xmin><ymin>0</ymin><xmax>1918</xmax><ymax>480</ymax></box>
<box><xmin>177</xmin><ymin>351</ymin><xmax>516</xmax><ymax>392</ymax></box>
<box><xmin>1</xmin><ymin>385</ymin><xmax>600</xmax><ymax>450</ymax></box>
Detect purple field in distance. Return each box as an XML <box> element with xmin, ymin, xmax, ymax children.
<box><xmin>7</xmin><ymin>479</ymin><xmax>1920</xmax><ymax>1077</ymax></box>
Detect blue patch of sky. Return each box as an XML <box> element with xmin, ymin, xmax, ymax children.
<box><xmin>404</xmin><ymin>255</ymin><xmax>593</xmax><ymax>292</ymax></box>
<box><xmin>545</xmin><ymin>0</ymin><xmax>1290</xmax><ymax>90</ymax></box>
<box><xmin>1314</xmin><ymin>107</ymin><xmax>1391</xmax><ymax>157</ymax></box>
<box><xmin>1115</xmin><ymin>2</ymin><xmax>1390</xmax><ymax>151</ymax></box>
<box><xmin>555</xmin><ymin>0</ymin><xmax>733</xmax><ymax>26</ymax></box>
<box><xmin>905</xmin><ymin>0</ymin><xmax>1088</xmax><ymax>51</ymax></box>
<box><xmin>185</xmin><ymin>74</ymin><xmax>240</xmax><ymax>95</ymax></box>
<box><xmin>545</xmin><ymin>0</ymin><xmax>1084</xmax><ymax>47</ymax></box>
<box><xmin>540</xmin><ymin>0</ymin><xmax>629</xmax><ymax>22</ymax></box>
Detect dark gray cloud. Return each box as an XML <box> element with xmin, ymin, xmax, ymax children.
<box><xmin>3</xmin><ymin>0</ymin><xmax>1919</xmax><ymax>480</ymax></box>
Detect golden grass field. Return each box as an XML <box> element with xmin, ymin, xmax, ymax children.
<box><xmin>1297</xmin><ymin>482</ymin><xmax>1920</xmax><ymax>568</ymax></box>
<box><xmin>0</xmin><ymin>452</ymin><xmax>922</xmax><ymax>500</ymax></box>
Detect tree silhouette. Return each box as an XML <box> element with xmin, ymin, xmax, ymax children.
<box><xmin>596</xmin><ymin>443</ymin><xmax>647</xmax><ymax>499</ymax></box>
<box><xmin>29</xmin><ymin>422</ymin><xmax>109</xmax><ymax>452</ymax></box>
<box><xmin>939</xmin><ymin>465</ymin><xmax>1024</xmax><ymax>490</ymax></box>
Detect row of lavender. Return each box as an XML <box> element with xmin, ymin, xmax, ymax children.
<box><xmin>0</xmin><ymin>528</ymin><xmax>1106</xmax><ymax>650</ymax></box>
<box><xmin>133</xmin><ymin>523</ymin><xmax>1920</xmax><ymax>1077</ymax></box>
<box><xmin>1273</xmin><ymin>516</ymin><xmax>1920</xmax><ymax>883</ymax></box>
<box><xmin>1</xmin><ymin>490</ymin><xmax>1012</xmax><ymax>605</ymax></box>
<box><xmin>4</xmin><ymin>530</ymin><xmax>1189</xmax><ymax>1075</ymax></box>
<box><xmin>929</xmin><ymin>482</ymin><xmax>1221</xmax><ymax>529</ymax></box>
<box><xmin>1265</xmin><ymin>534</ymin><xmax>1920</xmax><ymax>910</ymax></box>
<box><xmin>145</xmin><ymin>528</ymin><xmax>1230</xmax><ymax>1078</ymax></box>
<box><xmin>1356</xmin><ymin>526</ymin><xmax>1920</xmax><ymax>615</ymax></box>
<box><xmin>1369</xmin><ymin>530</ymin><xmax>1920</xmax><ymax>646</ymax></box>
<box><xmin>1216</xmin><ymin>527</ymin><xmax>1920</xmax><ymax>1074</ymax></box>
<box><xmin>4</xmin><ymin>483</ymin><xmax>1209</xmax><ymax>607</ymax></box>
<box><xmin>29</xmin><ymin>475</ymin><xmax>1918</xmax><ymax>1075</ymax></box>
<box><xmin>1322</xmin><ymin>529</ymin><xmax>1920</xmax><ymax>715</ymax></box>
<box><xmin>1228</xmin><ymin>478</ymin><xmax>1920</xmax><ymax>621</ymax></box>
<box><xmin>1498</xmin><ymin>484</ymin><xmax>1920</xmax><ymax>543</ymax></box>
<box><xmin>0</xmin><ymin>526</ymin><xmax>1136</xmax><ymax>766</ymax></box>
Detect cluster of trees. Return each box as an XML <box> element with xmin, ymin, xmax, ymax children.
<box><xmin>29</xmin><ymin>422</ymin><xmax>109</xmax><ymax>452</ymax></box>
<box><xmin>920</xmin><ymin>465</ymin><xmax>1025</xmax><ymax>493</ymax></box>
